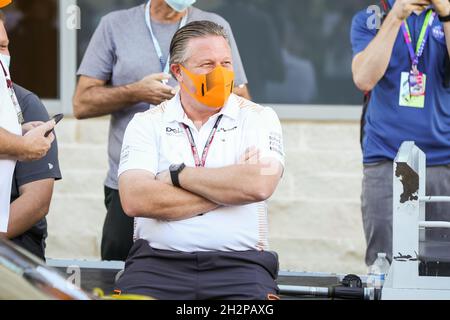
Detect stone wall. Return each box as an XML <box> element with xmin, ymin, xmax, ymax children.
<box><xmin>46</xmin><ymin>117</ymin><xmax>367</xmax><ymax>275</ymax></box>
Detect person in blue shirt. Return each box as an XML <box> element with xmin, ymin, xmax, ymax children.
<box><xmin>351</xmin><ymin>0</ymin><xmax>450</xmax><ymax>266</ymax></box>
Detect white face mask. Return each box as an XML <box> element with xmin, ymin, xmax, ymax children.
<box><xmin>0</xmin><ymin>53</ymin><xmax>10</xmax><ymax>71</ymax></box>
<box><xmin>164</xmin><ymin>0</ymin><xmax>196</xmax><ymax>12</ymax></box>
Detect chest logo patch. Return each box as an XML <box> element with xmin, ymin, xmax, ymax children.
<box><xmin>166</xmin><ymin>127</ymin><xmax>183</xmax><ymax>136</ymax></box>
<box><xmin>218</xmin><ymin>126</ymin><xmax>237</xmax><ymax>133</ymax></box>
<box><xmin>432</xmin><ymin>26</ymin><xmax>446</xmax><ymax>44</ymax></box>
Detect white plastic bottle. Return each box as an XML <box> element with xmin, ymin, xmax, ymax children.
<box><xmin>367</xmin><ymin>253</ymin><xmax>390</xmax><ymax>289</ymax></box>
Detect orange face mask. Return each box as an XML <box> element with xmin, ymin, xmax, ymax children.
<box><xmin>180</xmin><ymin>65</ymin><xmax>235</xmax><ymax>108</ymax></box>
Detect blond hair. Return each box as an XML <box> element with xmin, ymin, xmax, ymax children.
<box><xmin>169</xmin><ymin>20</ymin><xmax>229</xmax><ymax>68</ymax></box>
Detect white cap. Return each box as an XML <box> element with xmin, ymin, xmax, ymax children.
<box><xmin>378</xmin><ymin>253</ymin><xmax>387</xmax><ymax>258</ymax></box>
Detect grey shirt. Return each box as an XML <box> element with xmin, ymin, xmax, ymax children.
<box><xmin>77</xmin><ymin>4</ymin><xmax>248</xmax><ymax>189</ymax></box>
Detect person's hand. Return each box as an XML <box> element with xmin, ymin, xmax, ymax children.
<box><xmin>156</xmin><ymin>170</ymin><xmax>173</xmax><ymax>186</ymax></box>
<box><xmin>22</xmin><ymin>121</ymin><xmax>44</xmax><ymax>135</ymax></box>
<box><xmin>391</xmin><ymin>0</ymin><xmax>432</xmax><ymax>20</ymax></box>
<box><xmin>430</xmin><ymin>0</ymin><xmax>450</xmax><ymax>16</ymax></box>
<box><xmin>132</xmin><ymin>73</ymin><xmax>176</xmax><ymax>106</ymax></box>
<box><xmin>239</xmin><ymin>146</ymin><xmax>260</xmax><ymax>165</ymax></box>
<box><xmin>18</xmin><ymin>120</ymin><xmax>55</xmax><ymax>161</ymax></box>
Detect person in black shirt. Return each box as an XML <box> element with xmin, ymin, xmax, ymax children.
<box><xmin>3</xmin><ymin>84</ymin><xmax>61</xmax><ymax>261</ymax></box>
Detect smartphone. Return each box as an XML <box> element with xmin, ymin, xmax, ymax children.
<box><xmin>45</xmin><ymin>113</ymin><xmax>64</xmax><ymax>137</ymax></box>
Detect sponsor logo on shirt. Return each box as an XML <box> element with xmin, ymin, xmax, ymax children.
<box><xmin>218</xmin><ymin>126</ymin><xmax>238</xmax><ymax>133</ymax></box>
<box><xmin>120</xmin><ymin>145</ymin><xmax>130</xmax><ymax>164</ymax></box>
<box><xmin>269</xmin><ymin>132</ymin><xmax>284</xmax><ymax>157</ymax></box>
<box><xmin>432</xmin><ymin>26</ymin><xmax>446</xmax><ymax>44</ymax></box>
<box><xmin>166</xmin><ymin>127</ymin><xmax>183</xmax><ymax>136</ymax></box>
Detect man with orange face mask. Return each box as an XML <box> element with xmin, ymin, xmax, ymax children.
<box><xmin>116</xmin><ymin>21</ymin><xmax>284</xmax><ymax>300</ymax></box>
<box><xmin>74</xmin><ymin>0</ymin><xmax>249</xmax><ymax>262</ymax></box>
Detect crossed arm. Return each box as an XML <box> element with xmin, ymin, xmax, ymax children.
<box><xmin>173</xmin><ymin>160</ymin><xmax>283</xmax><ymax>206</ymax></box>
<box><xmin>119</xmin><ymin>170</ymin><xmax>219</xmax><ymax>221</ymax></box>
<box><xmin>119</xmin><ymin>153</ymin><xmax>282</xmax><ymax>221</ymax></box>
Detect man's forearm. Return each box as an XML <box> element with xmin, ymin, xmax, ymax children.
<box><xmin>179</xmin><ymin>163</ymin><xmax>281</xmax><ymax>206</ymax></box>
<box><xmin>119</xmin><ymin>173</ymin><xmax>219</xmax><ymax>221</ymax></box>
<box><xmin>1</xmin><ymin>180</ymin><xmax>53</xmax><ymax>239</ymax></box>
<box><xmin>352</xmin><ymin>12</ymin><xmax>403</xmax><ymax>91</ymax></box>
<box><xmin>3</xmin><ymin>195</ymin><xmax>47</xmax><ymax>239</ymax></box>
<box><xmin>73</xmin><ymin>82</ymin><xmax>139</xmax><ymax>119</ymax></box>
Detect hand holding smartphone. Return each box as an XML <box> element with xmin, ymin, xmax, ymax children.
<box><xmin>45</xmin><ymin>113</ymin><xmax>64</xmax><ymax>137</ymax></box>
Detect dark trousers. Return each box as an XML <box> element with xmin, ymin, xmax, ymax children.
<box><xmin>101</xmin><ymin>186</ymin><xmax>134</xmax><ymax>261</ymax></box>
<box><xmin>115</xmin><ymin>239</ymin><xmax>280</xmax><ymax>300</ymax></box>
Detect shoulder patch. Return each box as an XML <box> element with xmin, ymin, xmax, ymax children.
<box><xmin>235</xmin><ymin>95</ymin><xmax>264</xmax><ymax>113</ymax></box>
<box><xmin>143</xmin><ymin>102</ymin><xmax>167</xmax><ymax>117</ymax></box>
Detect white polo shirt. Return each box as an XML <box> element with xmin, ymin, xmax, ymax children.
<box><xmin>118</xmin><ymin>93</ymin><xmax>284</xmax><ymax>252</ymax></box>
<box><xmin>0</xmin><ymin>67</ymin><xmax>21</xmax><ymax>232</ymax></box>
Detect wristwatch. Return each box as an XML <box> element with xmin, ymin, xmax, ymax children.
<box><xmin>169</xmin><ymin>163</ymin><xmax>186</xmax><ymax>188</ymax></box>
<box><xmin>439</xmin><ymin>12</ymin><xmax>450</xmax><ymax>23</ymax></box>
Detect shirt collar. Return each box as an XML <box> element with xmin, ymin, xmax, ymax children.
<box><xmin>164</xmin><ymin>93</ymin><xmax>240</xmax><ymax>124</ymax></box>
<box><xmin>414</xmin><ymin>5</ymin><xmax>433</xmax><ymax>15</ymax></box>
<box><xmin>164</xmin><ymin>93</ymin><xmax>185</xmax><ymax>123</ymax></box>
<box><xmin>219</xmin><ymin>93</ymin><xmax>240</xmax><ymax>121</ymax></box>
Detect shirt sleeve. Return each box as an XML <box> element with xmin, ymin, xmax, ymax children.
<box><xmin>77</xmin><ymin>15</ymin><xmax>116</xmax><ymax>81</ymax></box>
<box><xmin>118</xmin><ymin>113</ymin><xmax>159</xmax><ymax>177</ymax></box>
<box><xmin>350</xmin><ymin>10</ymin><xmax>377</xmax><ymax>57</ymax></box>
<box><xmin>14</xmin><ymin>92</ymin><xmax>62</xmax><ymax>187</ymax></box>
<box><xmin>241</xmin><ymin>107</ymin><xmax>285</xmax><ymax>168</ymax></box>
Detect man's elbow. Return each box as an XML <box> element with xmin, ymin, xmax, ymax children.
<box><xmin>253</xmin><ymin>186</ymin><xmax>276</xmax><ymax>202</ymax></box>
<box><xmin>246</xmin><ymin>181</ymin><xmax>277</xmax><ymax>203</ymax></box>
<box><xmin>247</xmin><ymin>163</ymin><xmax>282</xmax><ymax>202</ymax></box>
<box><xmin>120</xmin><ymin>190</ymin><xmax>159</xmax><ymax>218</ymax></box>
<box><xmin>38</xmin><ymin>203</ymin><xmax>51</xmax><ymax>219</ymax></box>
<box><xmin>352</xmin><ymin>56</ymin><xmax>376</xmax><ymax>92</ymax></box>
<box><xmin>120</xmin><ymin>195</ymin><xmax>141</xmax><ymax>218</ymax></box>
<box><xmin>73</xmin><ymin>87</ymin><xmax>95</xmax><ymax>120</ymax></box>
<box><xmin>73</xmin><ymin>96</ymin><xmax>89</xmax><ymax>120</ymax></box>
<box><xmin>353</xmin><ymin>73</ymin><xmax>376</xmax><ymax>92</ymax></box>
<box><xmin>31</xmin><ymin>202</ymin><xmax>51</xmax><ymax>224</ymax></box>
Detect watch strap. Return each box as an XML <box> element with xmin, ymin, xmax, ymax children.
<box><xmin>439</xmin><ymin>13</ymin><xmax>450</xmax><ymax>22</ymax></box>
<box><xmin>170</xmin><ymin>163</ymin><xmax>185</xmax><ymax>188</ymax></box>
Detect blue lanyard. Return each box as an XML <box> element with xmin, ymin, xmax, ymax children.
<box><xmin>400</xmin><ymin>10</ymin><xmax>436</xmax><ymax>69</ymax></box>
<box><xmin>144</xmin><ymin>0</ymin><xmax>189</xmax><ymax>74</ymax></box>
